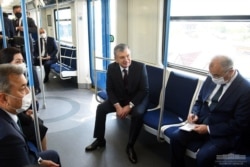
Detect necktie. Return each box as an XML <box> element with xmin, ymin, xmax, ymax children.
<box><xmin>123</xmin><ymin>69</ymin><xmax>128</xmax><ymax>89</ymax></box>
<box><xmin>17</xmin><ymin>18</ymin><xmax>22</xmax><ymax>36</ymax></box>
<box><xmin>17</xmin><ymin>119</ymin><xmax>23</xmax><ymax>133</ymax></box>
<box><xmin>41</xmin><ymin>39</ymin><xmax>46</xmax><ymax>57</ymax></box>
<box><xmin>209</xmin><ymin>84</ymin><xmax>225</xmax><ymax>111</ymax></box>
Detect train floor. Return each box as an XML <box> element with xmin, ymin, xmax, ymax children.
<box><xmin>35</xmin><ymin>70</ymin><xmax>196</xmax><ymax>167</ymax></box>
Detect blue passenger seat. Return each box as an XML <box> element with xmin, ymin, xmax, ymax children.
<box><xmin>143</xmin><ymin>70</ymin><xmax>200</xmax><ymax>137</ymax></box>
<box><xmin>146</xmin><ymin>65</ymin><xmax>164</xmax><ymax>109</ymax></box>
<box><xmin>51</xmin><ymin>44</ymin><xmax>77</xmax><ymax>79</ymax></box>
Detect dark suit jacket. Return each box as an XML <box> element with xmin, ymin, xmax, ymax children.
<box><xmin>13</xmin><ymin>17</ymin><xmax>37</xmax><ymax>36</ymax></box>
<box><xmin>0</xmin><ymin>109</ymin><xmax>37</xmax><ymax>167</ymax></box>
<box><xmin>34</xmin><ymin>36</ymin><xmax>58</xmax><ymax>61</ymax></box>
<box><xmin>3</xmin><ymin>17</ymin><xmax>15</xmax><ymax>38</ymax></box>
<box><xmin>192</xmin><ymin>72</ymin><xmax>250</xmax><ymax>149</ymax></box>
<box><xmin>106</xmin><ymin>61</ymin><xmax>149</xmax><ymax>106</ymax></box>
<box><xmin>13</xmin><ymin>17</ymin><xmax>37</xmax><ymax>59</ymax></box>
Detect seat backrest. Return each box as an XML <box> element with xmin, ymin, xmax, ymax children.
<box><xmin>146</xmin><ymin>65</ymin><xmax>164</xmax><ymax>108</ymax></box>
<box><xmin>164</xmin><ymin>71</ymin><xmax>199</xmax><ymax>121</ymax></box>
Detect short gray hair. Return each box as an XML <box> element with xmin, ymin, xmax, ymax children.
<box><xmin>218</xmin><ymin>55</ymin><xmax>234</xmax><ymax>71</ymax></box>
<box><xmin>0</xmin><ymin>64</ymin><xmax>24</xmax><ymax>93</ymax></box>
<box><xmin>211</xmin><ymin>55</ymin><xmax>234</xmax><ymax>72</ymax></box>
<box><xmin>113</xmin><ymin>43</ymin><xmax>130</xmax><ymax>57</ymax></box>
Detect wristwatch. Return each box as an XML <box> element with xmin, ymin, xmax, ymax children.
<box><xmin>129</xmin><ymin>102</ymin><xmax>134</xmax><ymax>109</ymax></box>
<box><xmin>38</xmin><ymin>157</ymin><xmax>43</xmax><ymax>164</ymax></box>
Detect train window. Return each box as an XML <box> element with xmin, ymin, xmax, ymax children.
<box><xmin>167</xmin><ymin>0</ymin><xmax>250</xmax><ymax>79</ymax></box>
<box><xmin>54</xmin><ymin>7</ymin><xmax>72</xmax><ymax>43</ymax></box>
<box><xmin>171</xmin><ymin>0</ymin><xmax>250</xmax><ymax>16</ymax></box>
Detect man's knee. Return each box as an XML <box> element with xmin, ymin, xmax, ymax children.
<box><xmin>96</xmin><ymin>102</ymin><xmax>112</xmax><ymax>116</ymax></box>
<box><xmin>196</xmin><ymin>148</ymin><xmax>216</xmax><ymax>166</ymax></box>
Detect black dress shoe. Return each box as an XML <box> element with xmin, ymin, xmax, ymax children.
<box><xmin>85</xmin><ymin>139</ymin><xmax>106</xmax><ymax>151</ymax></box>
<box><xmin>126</xmin><ymin>146</ymin><xmax>137</xmax><ymax>164</ymax></box>
<box><xmin>43</xmin><ymin>76</ymin><xmax>49</xmax><ymax>83</ymax></box>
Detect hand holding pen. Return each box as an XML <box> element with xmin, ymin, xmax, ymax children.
<box><xmin>187</xmin><ymin>113</ymin><xmax>198</xmax><ymax>123</ymax></box>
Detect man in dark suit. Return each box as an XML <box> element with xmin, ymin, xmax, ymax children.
<box><xmin>170</xmin><ymin>55</ymin><xmax>250</xmax><ymax>167</ymax></box>
<box><xmin>85</xmin><ymin>43</ymin><xmax>149</xmax><ymax>164</ymax></box>
<box><xmin>12</xmin><ymin>5</ymin><xmax>37</xmax><ymax>38</ymax></box>
<box><xmin>2</xmin><ymin>12</ymin><xmax>15</xmax><ymax>39</ymax></box>
<box><xmin>0</xmin><ymin>12</ymin><xmax>15</xmax><ymax>48</ymax></box>
<box><xmin>0</xmin><ymin>64</ymin><xmax>61</xmax><ymax>167</ymax></box>
<box><xmin>34</xmin><ymin>28</ymin><xmax>58</xmax><ymax>83</ymax></box>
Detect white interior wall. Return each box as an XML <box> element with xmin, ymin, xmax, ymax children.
<box><xmin>127</xmin><ymin>0</ymin><xmax>164</xmax><ymax>66</ymax></box>
<box><xmin>110</xmin><ymin>0</ymin><xmax>128</xmax><ymax>56</ymax></box>
<box><xmin>75</xmin><ymin>0</ymin><xmax>91</xmax><ymax>88</ymax></box>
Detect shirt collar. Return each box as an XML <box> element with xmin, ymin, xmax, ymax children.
<box><xmin>119</xmin><ymin>66</ymin><xmax>128</xmax><ymax>73</ymax></box>
<box><xmin>3</xmin><ymin>109</ymin><xmax>18</xmax><ymax>123</ymax></box>
<box><xmin>226</xmin><ymin>70</ymin><xmax>238</xmax><ymax>86</ymax></box>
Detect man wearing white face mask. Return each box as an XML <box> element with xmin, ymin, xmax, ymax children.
<box><xmin>34</xmin><ymin>28</ymin><xmax>58</xmax><ymax>83</ymax></box>
<box><xmin>0</xmin><ymin>64</ymin><xmax>61</xmax><ymax>167</ymax></box>
<box><xmin>5</xmin><ymin>91</ymin><xmax>32</xmax><ymax>113</ymax></box>
<box><xmin>0</xmin><ymin>47</ymin><xmax>47</xmax><ymax>150</ymax></box>
<box><xmin>170</xmin><ymin>55</ymin><xmax>250</xmax><ymax>167</ymax></box>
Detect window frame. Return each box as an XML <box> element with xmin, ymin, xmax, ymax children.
<box><xmin>54</xmin><ymin>7</ymin><xmax>72</xmax><ymax>43</ymax></box>
<box><xmin>166</xmin><ymin>14</ymin><xmax>250</xmax><ymax>77</ymax></box>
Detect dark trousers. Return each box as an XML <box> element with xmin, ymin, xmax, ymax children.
<box><xmin>34</xmin><ymin>59</ymin><xmax>57</xmax><ymax>77</ymax></box>
<box><xmin>43</xmin><ymin>59</ymin><xmax>57</xmax><ymax>77</ymax></box>
<box><xmin>170</xmin><ymin>129</ymin><xmax>232</xmax><ymax>167</ymax></box>
<box><xmin>93</xmin><ymin>96</ymin><xmax>148</xmax><ymax>146</ymax></box>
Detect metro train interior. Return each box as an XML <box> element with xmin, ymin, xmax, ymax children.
<box><xmin>0</xmin><ymin>0</ymin><xmax>250</xmax><ymax>167</ymax></box>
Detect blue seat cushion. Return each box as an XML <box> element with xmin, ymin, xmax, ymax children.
<box><xmin>51</xmin><ymin>63</ymin><xmax>76</xmax><ymax>73</ymax></box>
<box><xmin>97</xmin><ymin>90</ymin><xmax>108</xmax><ymax>100</ymax></box>
<box><xmin>143</xmin><ymin>109</ymin><xmax>184</xmax><ymax>130</ymax></box>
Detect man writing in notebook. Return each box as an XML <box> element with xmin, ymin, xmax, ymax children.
<box><xmin>170</xmin><ymin>55</ymin><xmax>250</xmax><ymax>167</ymax></box>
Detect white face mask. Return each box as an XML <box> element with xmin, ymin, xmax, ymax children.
<box><xmin>17</xmin><ymin>63</ymin><xmax>27</xmax><ymax>73</ymax></box>
<box><xmin>7</xmin><ymin>92</ymin><xmax>32</xmax><ymax>113</ymax></box>
<box><xmin>211</xmin><ymin>76</ymin><xmax>227</xmax><ymax>85</ymax></box>
<box><xmin>40</xmin><ymin>33</ymin><xmax>46</xmax><ymax>39</ymax></box>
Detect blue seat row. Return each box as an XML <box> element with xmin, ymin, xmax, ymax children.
<box><xmin>50</xmin><ymin>44</ymin><xmax>77</xmax><ymax>79</ymax></box>
<box><xmin>143</xmin><ymin>68</ymin><xmax>201</xmax><ymax>139</ymax></box>
<box><xmin>143</xmin><ymin>65</ymin><xmax>250</xmax><ymax>165</ymax></box>
<box><xmin>95</xmin><ymin>63</ymin><xmax>250</xmax><ymax>165</ymax></box>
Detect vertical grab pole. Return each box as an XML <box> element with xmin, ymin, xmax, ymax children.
<box><xmin>157</xmin><ymin>0</ymin><xmax>171</xmax><ymax>142</ymax></box>
<box><xmin>34</xmin><ymin>0</ymin><xmax>46</xmax><ymax>109</ymax></box>
<box><xmin>0</xmin><ymin>5</ymin><xmax>7</xmax><ymax>48</ymax></box>
<box><xmin>55</xmin><ymin>0</ymin><xmax>61</xmax><ymax>73</ymax></box>
<box><xmin>20</xmin><ymin>0</ymin><xmax>42</xmax><ymax>152</ymax></box>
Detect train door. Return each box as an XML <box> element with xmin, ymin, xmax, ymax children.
<box><xmin>87</xmin><ymin>0</ymin><xmax>111</xmax><ymax>94</ymax></box>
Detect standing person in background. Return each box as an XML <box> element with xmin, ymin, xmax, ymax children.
<box><xmin>12</xmin><ymin>5</ymin><xmax>40</xmax><ymax>94</ymax></box>
<box><xmin>0</xmin><ymin>12</ymin><xmax>15</xmax><ymax>48</ymax></box>
<box><xmin>1</xmin><ymin>12</ymin><xmax>15</xmax><ymax>47</ymax></box>
<box><xmin>85</xmin><ymin>43</ymin><xmax>149</xmax><ymax>164</ymax></box>
<box><xmin>12</xmin><ymin>5</ymin><xmax>37</xmax><ymax>62</ymax></box>
<box><xmin>34</xmin><ymin>28</ymin><xmax>58</xmax><ymax>83</ymax></box>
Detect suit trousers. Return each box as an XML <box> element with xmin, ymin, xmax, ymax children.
<box><xmin>43</xmin><ymin>59</ymin><xmax>57</xmax><ymax>77</ymax></box>
<box><xmin>170</xmin><ymin>129</ymin><xmax>231</xmax><ymax>167</ymax></box>
<box><xmin>93</xmin><ymin>96</ymin><xmax>148</xmax><ymax>146</ymax></box>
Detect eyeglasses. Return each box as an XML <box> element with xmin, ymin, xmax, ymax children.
<box><xmin>209</xmin><ymin>68</ymin><xmax>232</xmax><ymax>79</ymax></box>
